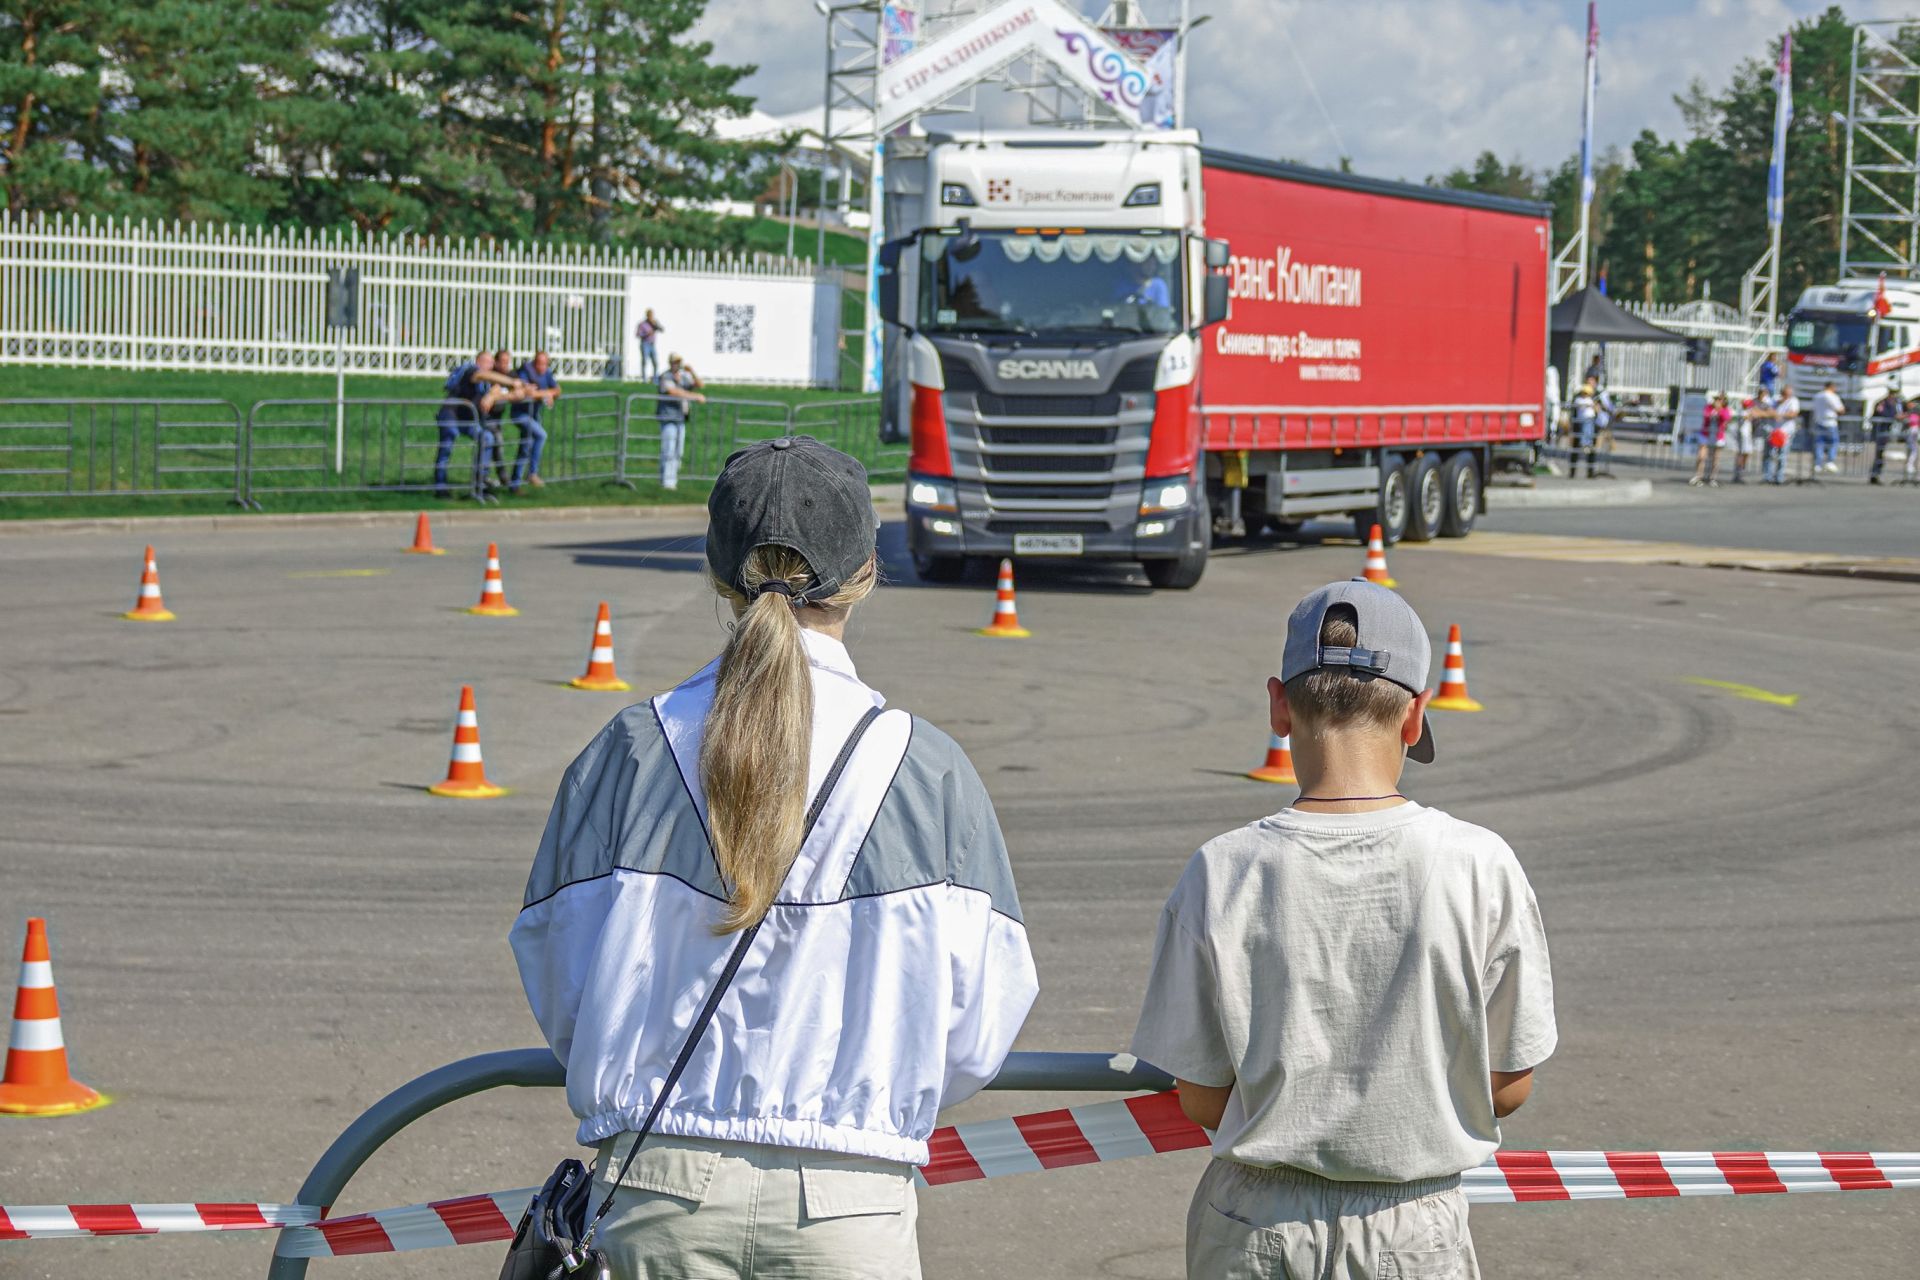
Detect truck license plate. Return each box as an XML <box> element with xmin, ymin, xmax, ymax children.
<box><xmin>1013</xmin><ymin>534</ymin><xmax>1084</xmax><ymax>556</ymax></box>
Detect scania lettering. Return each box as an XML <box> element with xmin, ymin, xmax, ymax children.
<box><xmin>879</xmin><ymin>131</ymin><xmax>1549</xmax><ymax>589</ymax></box>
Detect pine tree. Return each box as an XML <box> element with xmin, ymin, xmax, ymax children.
<box><xmin>0</xmin><ymin>0</ymin><xmax>108</xmax><ymax>213</ymax></box>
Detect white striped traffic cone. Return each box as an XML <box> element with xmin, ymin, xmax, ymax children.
<box><xmin>977</xmin><ymin>559</ymin><xmax>1031</xmax><ymax>638</ymax></box>
<box><xmin>428</xmin><ymin>685</ymin><xmax>508</xmax><ymax>798</ymax></box>
<box><xmin>1362</xmin><ymin>524</ymin><xmax>1397</xmax><ymax>588</ymax></box>
<box><xmin>0</xmin><ymin>918</ymin><xmax>107</xmax><ymax>1116</ymax></box>
<box><xmin>122</xmin><ymin>544</ymin><xmax>175</xmax><ymax>621</ymax></box>
<box><xmin>466</xmin><ymin>542</ymin><xmax>519</xmax><ymax>616</ymax></box>
<box><xmin>1429</xmin><ymin>624</ymin><xmax>1484</xmax><ymax>712</ymax></box>
<box><xmin>569</xmin><ymin>602</ymin><xmax>631</xmax><ymax>692</ymax></box>
<box><xmin>1247</xmin><ymin>733</ymin><xmax>1297</xmax><ymax>784</ymax></box>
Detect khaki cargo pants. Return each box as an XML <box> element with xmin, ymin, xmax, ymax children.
<box><xmin>1188</xmin><ymin>1159</ymin><xmax>1479</xmax><ymax>1280</ymax></box>
<box><xmin>592</xmin><ymin>1134</ymin><xmax>921</xmax><ymax>1280</ymax></box>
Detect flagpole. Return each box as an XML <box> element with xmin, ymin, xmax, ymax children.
<box><xmin>1578</xmin><ymin>1</ymin><xmax>1597</xmax><ymax>289</ymax></box>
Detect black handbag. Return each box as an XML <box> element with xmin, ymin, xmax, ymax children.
<box><xmin>500</xmin><ymin>706</ymin><xmax>883</xmax><ymax>1279</ymax></box>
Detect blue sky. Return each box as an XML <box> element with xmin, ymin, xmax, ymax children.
<box><xmin>698</xmin><ymin>1</ymin><xmax>1905</xmax><ymax>181</ymax></box>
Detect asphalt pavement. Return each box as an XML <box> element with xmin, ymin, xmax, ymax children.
<box><xmin>2</xmin><ymin>504</ymin><xmax>1917</xmax><ymax>1278</ymax></box>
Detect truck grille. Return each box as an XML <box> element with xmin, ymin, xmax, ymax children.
<box><xmin>987</xmin><ymin>518</ymin><xmax>1103</xmax><ymax>534</ymax></box>
<box><xmin>984</xmin><ymin>482</ymin><xmax>1113</xmax><ymax>503</ymax></box>
<box><xmin>976</xmin><ymin>392</ymin><xmax>1119</xmax><ymax>418</ymax></box>
<box><xmin>987</xmin><ymin>453</ymin><xmax>1112</xmax><ymax>473</ymax></box>
<box><xmin>979</xmin><ymin>425</ymin><xmax>1117</xmax><ymax>446</ymax></box>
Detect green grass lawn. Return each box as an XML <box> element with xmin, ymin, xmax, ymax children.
<box><xmin>0</xmin><ymin>366</ymin><xmax>896</xmax><ymax>520</ymax></box>
<box><xmin>738</xmin><ymin>216</ymin><xmax>867</xmax><ymax>268</ymax></box>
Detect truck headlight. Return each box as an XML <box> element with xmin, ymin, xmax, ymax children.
<box><xmin>909</xmin><ymin>478</ymin><xmax>958</xmax><ymax>512</ymax></box>
<box><xmin>1140</xmin><ymin>480</ymin><xmax>1190</xmax><ymax>514</ymax></box>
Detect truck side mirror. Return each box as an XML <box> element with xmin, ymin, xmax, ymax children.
<box><xmin>1204</xmin><ymin>237</ymin><xmax>1231</xmax><ymax>269</ymax></box>
<box><xmin>1203</xmin><ymin>275</ymin><xmax>1231</xmax><ymax>327</ymax></box>
<box><xmin>877</xmin><ymin>237</ymin><xmax>908</xmax><ymax>329</ymax></box>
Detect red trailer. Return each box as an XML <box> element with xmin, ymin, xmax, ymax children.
<box><xmin>1196</xmin><ymin>151</ymin><xmax>1551</xmax><ymax>545</ymax></box>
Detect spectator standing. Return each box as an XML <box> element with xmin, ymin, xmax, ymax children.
<box><xmin>1765</xmin><ymin>387</ymin><xmax>1801</xmax><ymax>484</ymax></box>
<box><xmin>510</xmin><ymin>439</ymin><xmax>1037</xmax><ymax>1279</ymax></box>
<box><xmin>1583</xmin><ymin>350</ymin><xmax>1605</xmax><ymax>389</ymax></box>
<box><xmin>636</xmin><ymin>308</ymin><xmax>664</xmax><ymax>380</ymax></box>
<box><xmin>1758</xmin><ymin>351</ymin><xmax>1781</xmax><ymax>395</ymax></box>
<box><xmin>433</xmin><ymin>349</ymin><xmax>504</xmax><ymax>498</ymax></box>
<box><xmin>1869</xmin><ymin>392</ymin><xmax>1904</xmax><ymax>485</ymax></box>
<box><xmin>1732</xmin><ymin>390</ymin><xmax>1770</xmax><ymax>484</ymax></box>
<box><xmin>1811</xmin><ymin>381</ymin><xmax>1845</xmax><ymax>475</ymax></box>
<box><xmin>511</xmin><ymin>351</ymin><xmax>562</xmax><ymax>491</ymax></box>
<box><xmin>656</xmin><ymin>352</ymin><xmax>705</xmax><ymax>490</ymax></box>
<box><xmin>1906</xmin><ymin>402</ymin><xmax>1920</xmax><ymax>485</ymax></box>
<box><xmin>1690</xmin><ymin>393</ymin><xmax>1730</xmax><ymax>487</ymax></box>
<box><xmin>1131</xmin><ymin>581</ymin><xmax>1555</xmax><ymax>1280</ymax></box>
<box><xmin>1568</xmin><ymin>382</ymin><xmax>1599</xmax><ymax>479</ymax></box>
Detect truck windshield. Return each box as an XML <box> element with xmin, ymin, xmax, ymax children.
<box><xmin>919</xmin><ymin>232</ymin><xmax>1182</xmax><ymax>336</ymax></box>
<box><xmin>1786</xmin><ymin>312</ymin><xmax>1869</xmax><ymax>357</ymax></box>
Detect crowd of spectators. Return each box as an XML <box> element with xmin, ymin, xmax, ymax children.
<box><xmin>434</xmin><ymin>349</ymin><xmax>562</xmax><ymax>498</ymax></box>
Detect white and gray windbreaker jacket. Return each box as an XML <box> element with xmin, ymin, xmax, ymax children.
<box><xmin>510</xmin><ymin>630</ymin><xmax>1039</xmax><ymax>1166</ymax></box>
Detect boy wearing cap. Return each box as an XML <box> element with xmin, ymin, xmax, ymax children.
<box><xmin>1132</xmin><ymin>580</ymin><xmax>1556</xmax><ymax>1280</ymax></box>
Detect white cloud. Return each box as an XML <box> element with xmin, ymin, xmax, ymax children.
<box><xmin>699</xmin><ymin>1</ymin><xmax>1878</xmax><ymax>182</ymax></box>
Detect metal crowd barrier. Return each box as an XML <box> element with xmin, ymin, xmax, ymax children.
<box><xmin>1544</xmin><ymin>413</ymin><xmax>1907</xmax><ymax>481</ymax></box>
<box><xmin>0</xmin><ymin>392</ymin><xmax>893</xmax><ymax>507</ymax></box>
<box><xmin>0</xmin><ymin>398</ymin><xmax>244</xmax><ymax>501</ymax></box>
<box><xmin>263</xmin><ymin>1048</ymin><xmax>1174</xmax><ymax>1279</ymax></box>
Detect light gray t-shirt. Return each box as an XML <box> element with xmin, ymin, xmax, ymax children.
<box><xmin>1130</xmin><ymin>802</ymin><xmax>1556</xmax><ymax>1183</ymax></box>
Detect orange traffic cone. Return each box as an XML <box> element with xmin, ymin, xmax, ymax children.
<box><xmin>405</xmin><ymin>512</ymin><xmax>446</xmax><ymax>556</ymax></box>
<box><xmin>1362</xmin><ymin>524</ymin><xmax>1397</xmax><ymax>588</ymax></box>
<box><xmin>466</xmin><ymin>542</ymin><xmax>519</xmax><ymax>616</ymax></box>
<box><xmin>977</xmin><ymin>559</ymin><xmax>1031</xmax><ymax>638</ymax></box>
<box><xmin>0</xmin><ymin>918</ymin><xmax>107</xmax><ymax>1116</ymax></box>
<box><xmin>569</xmin><ymin>602</ymin><xmax>631</xmax><ymax>692</ymax></box>
<box><xmin>122</xmin><ymin>545</ymin><xmax>175</xmax><ymax>621</ymax></box>
<box><xmin>1248</xmin><ymin>732</ymin><xmax>1297</xmax><ymax>784</ymax></box>
<box><xmin>429</xmin><ymin>685</ymin><xmax>508</xmax><ymax>798</ymax></box>
<box><xmin>1429</xmin><ymin>624</ymin><xmax>1484</xmax><ymax>711</ymax></box>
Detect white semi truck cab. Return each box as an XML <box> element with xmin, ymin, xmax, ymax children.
<box><xmin>1786</xmin><ymin>277</ymin><xmax>1920</xmax><ymax>415</ymax></box>
<box><xmin>878</xmin><ymin>129</ymin><xmax>1230</xmax><ymax>588</ymax></box>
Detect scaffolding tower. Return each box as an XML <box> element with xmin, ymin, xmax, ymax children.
<box><xmin>1840</xmin><ymin>21</ymin><xmax>1920</xmax><ymax>281</ymax></box>
<box><xmin>815</xmin><ymin>1</ymin><xmax>1183</xmax><ymax>387</ymax></box>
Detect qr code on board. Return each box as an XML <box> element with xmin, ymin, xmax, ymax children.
<box><xmin>714</xmin><ymin>303</ymin><xmax>755</xmax><ymax>355</ymax></box>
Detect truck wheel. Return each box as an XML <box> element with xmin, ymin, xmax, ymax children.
<box><xmin>1440</xmin><ymin>453</ymin><xmax>1481</xmax><ymax>537</ymax></box>
<box><xmin>1404</xmin><ymin>454</ymin><xmax>1444</xmax><ymax>542</ymax></box>
<box><xmin>1144</xmin><ymin>510</ymin><xmax>1205</xmax><ymax>591</ymax></box>
<box><xmin>1355</xmin><ymin>456</ymin><xmax>1410</xmax><ymax>545</ymax></box>
<box><xmin>911</xmin><ymin>551</ymin><xmax>968</xmax><ymax>584</ymax></box>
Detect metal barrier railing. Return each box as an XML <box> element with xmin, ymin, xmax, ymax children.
<box><xmin>1544</xmin><ymin>414</ymin><xmax>1905</xmax><ymax>481</ymax></box>
<box><xmin>0</xmin><ymin>398</ymin><xmax>244</xmax><ymax>501</ymax></box>
<box><xmin>262</xmin><ymin>1047</ymin><xmax>1173</xmax><ymax>1279</ymax></box>
<box><xmin>0</xmin><ymin>392</ymin><xmax>892</xmax><ymax>506</ymax></box>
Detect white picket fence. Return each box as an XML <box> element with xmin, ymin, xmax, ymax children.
<box><xmin>0</xmin><ymin>213</ymin><xmax>824</xmax><ymax>382</ymax></box>
<box><xmin>1572</xmin><ymin>299</ymin><xmax>1783</xmax><ymax>399</ymax></box>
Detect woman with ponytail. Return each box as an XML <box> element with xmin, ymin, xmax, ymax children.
<box><xmin>512</xmin><ymin>437</ymin><xmax>1038</xmax><ymax>1278</ymax></box>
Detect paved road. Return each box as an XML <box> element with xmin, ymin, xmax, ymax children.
<box><xmin>1482</xmin><ymin>469</ymin><xmax>1920</xmax><ymax>558</ymax></box>
<box><xmin>3</xmin><ymin>515</ymin><xmax>1917</xmax><ymax>1278</ymax></box>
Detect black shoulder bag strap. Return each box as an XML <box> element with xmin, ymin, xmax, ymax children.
<box><xmin>577</xmin><ymin>704</ymin><xmax>885</xmax><ymax>1252</ymax></box>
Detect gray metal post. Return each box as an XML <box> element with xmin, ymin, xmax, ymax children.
<box><xmin>263</xmin><ymin>1048</ymin><xmax>1173</xmax><ymax>1278</ymax></box>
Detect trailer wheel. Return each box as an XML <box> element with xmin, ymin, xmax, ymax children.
<box><xmin>1440</xmin><ymin>453</ymin><xmax>1480</xmax><ymax>537</ymax></box>
<box><xmin>1355</xmin><ymin>456</ymin><xmax>1410</xmax><ymax>545</ymax></box>
<box><xmin>1404</xmin><ymin>454</ymin><xmax>1444</xmax><ymax>542</ymax></box>
<box><xmin>912</xmin><ymin>551</ymin><xmax>969</xmax><ymax>584</ymax></box>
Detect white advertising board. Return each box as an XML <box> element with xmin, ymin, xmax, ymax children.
<box><xmin>622</xmin><ymin>274</ymin><xmax>836</xmax><ymax>386</ymax></box>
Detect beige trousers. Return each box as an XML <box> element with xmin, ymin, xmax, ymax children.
<box><xmin>1187</xmin><ymin>1159</ymin><xmax>1479</xmax><ymax>1280</ymax></box>
<box><xmin>592</xmin><ymin>1135</ymin><xmax>921</xmax><ymax>1280</ymax></box>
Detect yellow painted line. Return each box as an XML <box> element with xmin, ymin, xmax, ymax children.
<box><xmin>1685</xmin><ymin>677</ymin><xmax>1799</xmax><ymax>707</ymax></box>
<box><xmin>287</xmin><ymin>568</ymin><xmax>393</xmax><ymax>579</ymax></box>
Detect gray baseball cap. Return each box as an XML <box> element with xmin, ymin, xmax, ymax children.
<box><xmin>706</xmin><ymin>435</ymin><xmax>877</xmax><ymax>602</ymax></box>
<box><xmin>1281</xmin><ymin>579</ymin><xmax>1436</xmax><ymax>763</ymax></box>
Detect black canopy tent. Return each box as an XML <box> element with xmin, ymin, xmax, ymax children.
<box><xmin>1549</xmin><ymin>286</ymin><xmax>1688</xmax><ymax>389</ymax></box>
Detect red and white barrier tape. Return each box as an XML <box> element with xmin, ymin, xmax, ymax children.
<box><xmin>5</xmin><ymin>1093</ymin><xmax>1915</xmax><ymax>1256</ymax></box>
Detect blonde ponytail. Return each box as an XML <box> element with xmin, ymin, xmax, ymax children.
<box><xmin>703</xmin><ymin>546</ymin><xmax>877</xmax><ymax>933</ymax></box>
